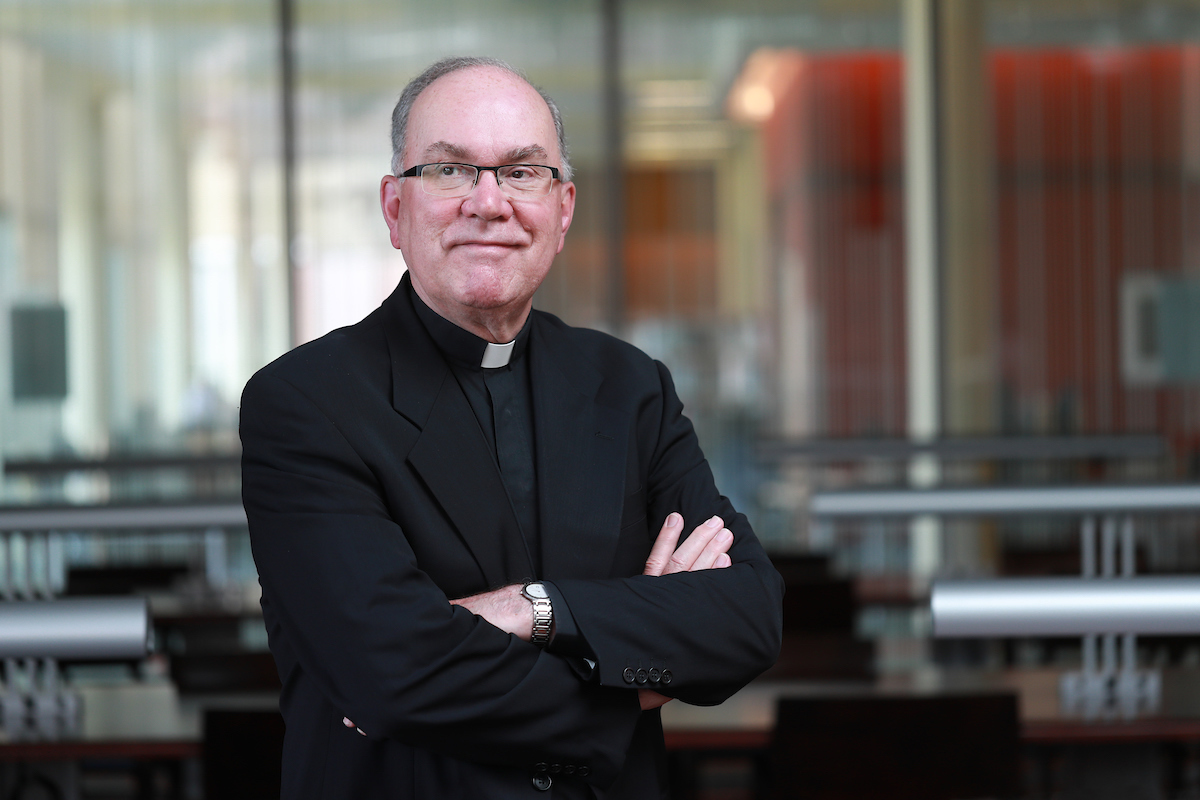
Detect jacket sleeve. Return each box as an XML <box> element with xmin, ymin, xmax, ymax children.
<box><xmin>240</xmin><ymin>370</ymin><xmax>641</xmax><ymax>786</ymax></box>
<box><xmin>552</xmin><ymin>360</ymin><xmax>785</xmax><ymax>706</ymax></box>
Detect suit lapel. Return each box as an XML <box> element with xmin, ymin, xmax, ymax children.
<box><xmin>382</xmin><ymin>277</ymin><xmax>534</xmax><ymax>587</ymax></box>
<box><xmin>530</xmin><ymin>319</ymin><xmax>629</xmax><ymax>580</ymax></box>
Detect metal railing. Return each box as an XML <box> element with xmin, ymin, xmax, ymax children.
<box><xmin>810</xmin><ymin>484</ymin><xmax>1200</xmax><ymax>518</ymax></box>
<box><xmin>0</xmin><ymin>503</ymin><xmax>246</xmax><ymax>533</ymax></box>
<box><xmin>0</xmin><ymin>502</ymin><xmax>247</xmax><ymax>740</ymax></box>
<box><xmin>808</xmin><ymin>483</ymin><xmax>1200</xmax><ymax>720</ymax></box>
<box><xmin>760</xmin><ymin>435</ymin><xmax>1166</xmax><ymax>463</ymax></box>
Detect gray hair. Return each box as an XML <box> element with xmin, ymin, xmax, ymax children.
<box><xmin>390</xmin><ymin>56</ymin><xmax>572</xmax><ymax>182</ymax></box>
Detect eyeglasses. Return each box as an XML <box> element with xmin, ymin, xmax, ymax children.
<box><xmin>399</xmin><ymin>162</ymin><xmax>561</xmax><ymax>198</ymax></box>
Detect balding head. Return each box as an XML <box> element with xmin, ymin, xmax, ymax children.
<box><xmin>390</xmin><ymin>56</ymin><xmax>572</xmax><ymax>181</ymax></box>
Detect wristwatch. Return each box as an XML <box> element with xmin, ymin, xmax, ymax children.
<box><xmin>521</xmin><ymin>581</ymin><xmax>554</xmax><ymax>646</ymax></box>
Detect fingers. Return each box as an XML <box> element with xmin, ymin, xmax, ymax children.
<box><xmin>342</xmin><ymin>717</ymin><xmax>367</xmax><ymax>736</ymax></box>
<box><xmin>644</xmin><ymin>513</ymin><xmax>736</xmax><ymax>576</ymax></box>
<box><xmin>638</xmin><ymin>689</ymin><xmax>673</xmax><ymax>711</ymax></box>
<box><xmin>663</xmin><ymin>516</ymin><xmax>733</xmax><ymax>575</ymax></box>
<box><xmin>689</xmin><ymin>526</ymin><xmax>734</xmax><ymax>571</ymax></box>
<box><xmin>642</xmin><ymin>513</ymin><xmax>684</xmax><ymax>576</ymax></box>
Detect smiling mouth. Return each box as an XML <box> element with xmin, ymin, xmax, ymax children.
<box><xmin>452</xmin><ymin>242</ymin><xmax>526</xmax><ymax>254</ymax></box>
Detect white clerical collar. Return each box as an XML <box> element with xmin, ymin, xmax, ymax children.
<box><xmin>480</xmin><ymin>341</ymin><xmax>516</xmax><ymax>368</ymax></box>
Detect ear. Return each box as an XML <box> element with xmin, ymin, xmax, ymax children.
<box><xmin>380</xmin><ymin>175</ymin><xmax>405</xmax><ymax>250</ymax></box>
<box><xmin>555</xmin><ymin>181</ymin><xmax>576</xmax><ymax>254</ymax></box>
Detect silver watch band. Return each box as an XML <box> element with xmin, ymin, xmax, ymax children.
<box><xmin>522</xmin><ymin>582</ymin><xmax>553</xmax><ymax>646</ymax></box>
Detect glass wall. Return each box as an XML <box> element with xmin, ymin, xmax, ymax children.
<box><xmin>0</xmin><ymin>1</ymin><xmax>287</xmax><ymax>504</ymax></box>
<box><xmin>0</xmin><ymin>0</ymin><xmax>907</xmax><ymax>518</ymax></box>
<box><xmin>4</xmin><ymin>0</ymin><xmax>1200</xmax><ymax>681</ymax></box>
<box><xmin>288</xmin><ymin>0</ymin><xmax>903</xmax><ymax>545</ymax></box>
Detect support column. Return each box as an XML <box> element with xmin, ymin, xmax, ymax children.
<box><xmin>940</xmin><ymin>1</ymin><xmax>997</xmax><ymax>436</ymax></box>
<box><xmin>58</xmin><ymin>83</ymin><xmax>109</xmax><ymax>456</ymax></box>
<box><xmin>278</xmin><ymin>0</ymin><xmax>298</xmax><ymax>349</ymax></box>
<box><xmin>903</xmin><ymin>0</ymin><xmax>943</xmax><ymax>584</ymax></box>
<box><xmin>144</xmin><ymin>54</ymin><xmax>190</xmax><ymax>437</ymax></box>
<box><xmin>601</xmin><ymin>0</ymin><xmax>625</xmax><ymax>335</ymax></box>
<box><xmin>904</xmin><ymin>0</ymin><xmax>998</xmax><ymax>584</ymax></box>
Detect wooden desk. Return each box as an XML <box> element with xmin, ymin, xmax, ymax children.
<box><xmin>8</xmin><ymin>670</ymin><xmax>1197</xmax><ymax>750</ymax></box>
<box><xmin>0</xmin><ymin>740</ymin><xmax>200</xmax><ymax>762</ymax></box>
<box><xmin>0</xmin><ymin>684</ymin><xmax>277</xmax><ymax>800</ymax></box>
<box><xmin>660</xmin><ymin>668</ymin><xmax>1200</xmax><ymax>749</ymax></box>
<box><xmin>664</xmin><ymin>713</ymin><xmax>1200</xmax><ymax>752</ymax></box>
<box><xmin>662</xmin><ymin>670</ymin><xmax>1200</xmax><ymax>800</ymax></box>
<box><xmin>6</xmin><ymin>674</ymin><xmax>1200</xmax><ymax>770</ymax></box>
<box><xmin>1024</xmin><ymin>718</ymin><xmax>1200</xmax><ymax>744</ymax></box>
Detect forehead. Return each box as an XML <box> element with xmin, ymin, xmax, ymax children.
<box><xmin>406</xmin><ymin>67</ymin><xmax>559</xmax><ymax>164</ymax></box>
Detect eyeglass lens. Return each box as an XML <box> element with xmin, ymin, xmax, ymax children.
<box><xmin>420</xmin><ymin>164</ymin><xmax>554</xmax><ymax>197</ymax></box>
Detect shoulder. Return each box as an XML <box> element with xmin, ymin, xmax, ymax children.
<box><xmin>531</xmin><ymin>309</ymin><xmax>663</xmax><ymax>386</ymax></box>
<box><xmin>243</xmin><ymin>305</ymin><xmax>391</xmax><ymax>406</ymax></box>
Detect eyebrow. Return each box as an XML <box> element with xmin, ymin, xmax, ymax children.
<box><xmin>422</xmin><ymin>141</ymin><xmax>550</xmax><ymax>164</ymax></box>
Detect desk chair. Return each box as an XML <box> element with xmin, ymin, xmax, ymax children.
<box><xmin>766</xmin><ymin>692</ymin><xmax>1021</xmax><ymax>800</ymax></box>
<box><xmin>763</xmin><ymin>555</ymin><xmax>874</xmax><ymax>682</ymax></box>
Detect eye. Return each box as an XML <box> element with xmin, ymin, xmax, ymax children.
<box><xmin>502</xmin><ymin>165</ymin><xmax>547</xmax><ymax>183</ymax></box>
<box><xmin>438</xmin><ymin>164</ymin><xmax>470</xmax><ymax>178</ymax></box>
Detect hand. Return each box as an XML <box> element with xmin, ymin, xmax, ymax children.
<box><xmin>638</xmin><ymin>690</ymin><xmax>671</xmax><ymax>711</ymax></box>
<box><xmin>343</xmin><ymin>717</ymin><xmax>366</xmax><ymax>736</ymax></box>
<box><xmin>450</xmin><ymin>584</ymin><xmax>533</xmax><ymax>641</ymax></box>
<box><xmin>642</xmin><ymin>513</ymin><xmax>733</xmax><ymax>576</ymax></box>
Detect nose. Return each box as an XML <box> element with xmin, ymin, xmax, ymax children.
<box><xmin>461</xmin><ymin>169</ymin><xmax>513</xmax><ymax>220</ymax></box>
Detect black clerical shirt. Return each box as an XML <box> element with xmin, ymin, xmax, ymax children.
<box><xmin>409</xmin><ymin>284</ymin><xmax>541</xmax><ymax>572</ymax></box>
<box><xmin>407</xmin><ymin>283</ymin><xmax>589</xmax><ymax>657</ymax></box>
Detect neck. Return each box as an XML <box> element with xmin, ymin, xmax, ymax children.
<box><xmin>462</xmin><ymin>310</ymin><xmax>529</xmax><ymax>345</ymax></box>
<box><xmin>411</xmin><ymin>282</ymin><xmax>529</xmax><ymax>344</ymax></box>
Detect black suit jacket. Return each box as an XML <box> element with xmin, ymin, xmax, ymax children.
<box><xmin>240</xmin><ymin>275</ymin><xmax>784</xmax><ymax>799</ymax></box>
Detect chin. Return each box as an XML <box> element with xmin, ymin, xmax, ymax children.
<box><xmin>461</xmin><ymin>292</ymin><xmax>525</xmax><ymax>313</ymax></box>
<box><xmin>456</xmin><ymin>275</ymin><xmax>532</xmax><ymax>310</ymax></box>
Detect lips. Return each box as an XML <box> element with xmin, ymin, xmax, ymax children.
<box><xmin>452</xmin><ymin>239</ymin><xmax>524</xmax><ymax>248</ymax></box>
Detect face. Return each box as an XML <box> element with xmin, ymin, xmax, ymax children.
<box><xmin>380</xmin><ymin>66</ymin><xmax>576</xmax><ymax>341</ymax></box>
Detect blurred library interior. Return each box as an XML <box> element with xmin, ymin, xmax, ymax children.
<box><xmin>4</xmin><ymin>0</ymin><xmax>1200</xmax><ymax>798</ymax></box>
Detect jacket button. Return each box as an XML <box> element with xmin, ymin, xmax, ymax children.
<box><xmin>534</xmin><ymin>763</ymin><xmax>548</xmax><ymax>773</ymax></box>
<box><xmin>635</xmin><ymin>668</ymin><xmax>648</xmax><ymax>685</ymax></box>
<box><xmin>661</xmin><ymin>670</ymin><xmax>673</xmax><ymax>685</ymax></box>
<box><xmin>579</xmin><ymin>767</ymin><xmax>591</xmax><ymax>778</ymax></box>
<box><xmin>550</xmin><ymin>763</ymin><xmax>561</xmax><ymax>774</ymax></box>
<box><xmin>648</xmin><ymin>668</ymin><xmax>661</xmax><ymax>684</ymax></box>
<box><xmin>532</xmin><ymin>774</ymin><xmax>552</xmax><ymax>791</ymax></box>
<box><xmin>622</xmin><ymin>667</ymin><xmax>635</xmax><ymax>684</ymax></box>
<box><xmin>564</xmin><ymin>765</ymin><xmax>576</xmax><ymax>775</ymax></box>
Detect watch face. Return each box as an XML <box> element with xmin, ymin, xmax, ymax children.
<box><xmin>525</xmin><ymin>582</ymin><xmax>549</xmax><ymax>599</ymax></box>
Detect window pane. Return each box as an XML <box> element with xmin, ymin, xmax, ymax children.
<box><xmin>0</xmin><ymin>1</ymin><xmax>284</xmax><ymax>503</ymax></box>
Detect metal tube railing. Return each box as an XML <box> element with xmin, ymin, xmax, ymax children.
<box><xmin>809</xmin><ymin>483</ymin><xmax>1200</xmax><ymax>720</ymax></box>
<box><xmin>0</xmin><ymin>503</ymin><xmax>246</xmax><ymax>532</ymax></box>
<box><xmin>0</xmin><ymin>598</ymin><xmax>149</xmax><ymax>659</ymax></box>
<box><xmin>931</xmin><ymin>577</ymin><xmax>1200</xmax><ymax>637</ymax></box>
<box><xmin>810</xmin><ymin>484</ymin><xmax>1200</xmax><ymax>517</ymax></box>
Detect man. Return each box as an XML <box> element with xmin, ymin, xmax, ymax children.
<box><xmin>241</xmin><ymin>56</ymin><xmax>783</xmax><ymax>799</ymax></box>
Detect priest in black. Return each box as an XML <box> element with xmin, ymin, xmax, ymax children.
<box><xmin>240</xmin><ymin>56</ymin><xmax>784</xmax><ymax>800</ymax></box>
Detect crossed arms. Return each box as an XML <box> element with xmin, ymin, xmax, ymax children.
<box><xmin>343</xmin><ymin>510</ymin><xmax>735</xmax><ymax>734</ymax></box>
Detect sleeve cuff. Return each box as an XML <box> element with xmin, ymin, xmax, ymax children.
<box><xmin>542</xmin><ymin>581</ymin><xmax>596</xmax><ymax>663</ymax></box>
